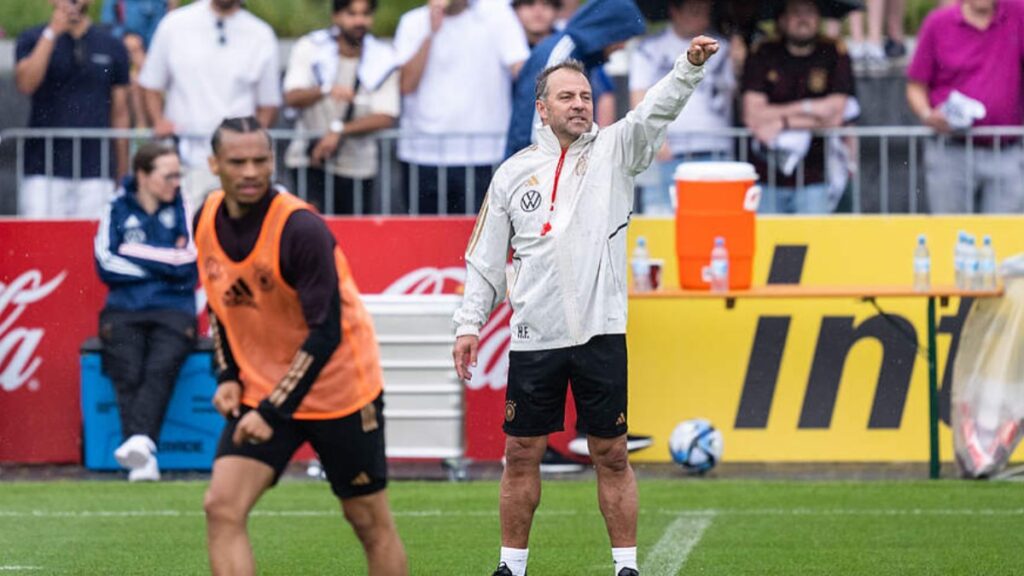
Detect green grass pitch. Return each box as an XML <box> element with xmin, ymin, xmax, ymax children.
<box><xmin>0</xmin><ymin>478</ymin><xmax>1021</xmax><ymax>574</ymax></box>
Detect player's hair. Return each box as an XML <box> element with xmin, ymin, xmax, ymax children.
<box><xmin>333</xmin><ymin>0</ymin><xmax>377</xmax><ymax>12</ymax></box>
<box><xmin>210</xmin><ymin>116</ymin><xmax>271</xmax><ymax>155</ymax></box>
<box><xmin>132</xmin><ymin>141</ymin><xmax>177</xmax><ymax>176</ymax></box>
<box><xmin>535</xmin><ymin>58</ymin><xmax>587</xmax><ymax>102</ymax></box>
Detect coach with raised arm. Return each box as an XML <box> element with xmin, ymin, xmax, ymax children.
<box><xmin>452</xmin><ymin>36</ymin><xmax>719</xmax><ymax>576</ymax></box>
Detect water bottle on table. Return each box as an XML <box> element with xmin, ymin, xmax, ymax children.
<box><xmin>709</xmin><ymin>236</ymin><xmax>730</xmax><ymax>293</ymax></box>
<box><xmin>913</xmin><ymin>234</ymin><xmax>930</xmax><ymax>291</ymax></box>
<box><xmin>632</xmin><ymin>237</ymin><xmax>652</xmax><ymax>292</ymax></box>
<box><xmin>978</xmin><ymin>235</ymin><xmax>997</xmax><ymax>290</ymax></box>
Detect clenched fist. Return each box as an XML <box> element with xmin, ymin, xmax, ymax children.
<box><xmin>687</xmin><ymin>35</ymin><xmax>720</xmax><ymax>67</ymax></box>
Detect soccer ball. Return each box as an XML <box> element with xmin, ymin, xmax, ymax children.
<box><xmin>668</xmin><ymin>419</ymin><xmax>723</xmax><ymax>474</ymax></box>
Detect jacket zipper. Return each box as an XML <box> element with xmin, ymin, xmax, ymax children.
<box><xmin>540</xmin><ymin>146</ymin><xmax>569</xmax><ymax>236</ymax></box>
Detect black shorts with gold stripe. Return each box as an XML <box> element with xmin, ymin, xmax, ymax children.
<box><xmin>216</xmin><ymin>393</ymin><xmax>387</xmax><ymax>499</ymax></box>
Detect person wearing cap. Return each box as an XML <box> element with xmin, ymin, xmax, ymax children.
<box><xmin>906</xmin><ymin>0</ymin><xmax>1024</xmax><ymax>214</ymax></box>
<box><xmin>740</xmin><ymin>0</ymin><xmax>855</xmax><ymax>214</ymax></box>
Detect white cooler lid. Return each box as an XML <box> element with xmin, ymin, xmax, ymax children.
<box><xmin>674</xmin><ymin>161</ymin><xmax>758</xmax><ymax>182</ymax></box>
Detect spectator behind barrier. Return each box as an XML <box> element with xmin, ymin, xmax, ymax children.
<box><xmin>122</xmin><ymin>31</ymin><xmax>150</xmax><ymax>129</ymax></box>
<box><xmin>741</xmin><ymin>0</ymin><xmax>854</xmax><ymax>214</ymax></box>
<box><xmin>139</xmin><ymin>0</ymin><xmax>281</xmax><ymax>214</ymax></box>
<box><xmin>847</xmin><ymin>0</ymin><xmax>907</xmax><ymax>68</ymax></box>
<box><xmin>631</xmin><ymin>0</ymin><xmax>735</xmax><ymax>215</ymax></box>
<box><xmin>906</xmin><ymin>0</ymin><xmax>1024</xmax><ymax>214</ymax></box>
<box><xmin>394</xmin><ymin>0</ymin><xmax>529</xmax><ymax>214</ymax></box>
<box><xmin>15</xmin><ymin>0</ymin><xmax>130</xmax><ymax>219</ymax></box>
<box><xmin>283</xmin><ymin>0</ymin><xmax>399</xmax><ymax>215</ymax></box>
<box><xmin>93</xmin><ymin>141</ymin><xmax>198</xmax><ymax>483</ymax></box>
<box><xmin>504</xmin><ymin>0</ymin><xmax>646</xmax><ymax>159</ymax></box>
<box><xmin>100</xmin><ymin>0</ymin><xmax>179</xmax><ymax>48</ymax></box>
<box><xmin>513</xmin><ymin>0</ymin><xmax>561</xmax><ymax>48</ymax></box>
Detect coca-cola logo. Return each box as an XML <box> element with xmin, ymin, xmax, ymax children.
<box><xmin>0</xmin><ymin>270</ymin><xmax>67</xmax><ymax>393</ymax></box>
<box><xmin>383</xmin><ymin>267</ymin><xmax>510</xmax><ymax>391</ymax></box>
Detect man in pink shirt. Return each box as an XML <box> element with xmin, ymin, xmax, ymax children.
<box><xmin>906</xmin><ymin>0</ymin><xmax>1024</xmax><ymax>213</ymax></box>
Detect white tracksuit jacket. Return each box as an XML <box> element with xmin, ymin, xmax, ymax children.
<box><xmin>454</xmin><ymin>55</ymin><xmax>705</xmax><ymax>351</ymax></box>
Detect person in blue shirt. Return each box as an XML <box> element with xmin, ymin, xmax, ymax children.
<box><xmin>94</xmin><ymin>141</ymin><xmax>198</xmax><ymax>482</ymax></box>
<box><xmin>504</xmin><ymin>0</ymin><xmax>645</xmax><ymax>158</ymax></box>
<box><xmin>100</xmin><ymin>0</ymin><xmax>178</xmax><ymax>48</ymax></box>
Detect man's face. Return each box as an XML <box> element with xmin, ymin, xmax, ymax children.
<box><xmin>209</xmin><ymin>131</ymin><xmax>274</xmax><ymax>208</ymax></box>
<box><xmin>668</xmin><ymin>0</ymin><xmax>712</xmax><ymax>38</ymax></box>
<box><xmin>779</xmin><ymin>0</ymin><xmax>821</xmax><ymax>45</ymax></box>
<box><xmin>333</xmin><ymin>0</ymin><xmax>374</xmax><ymax>45</ymax></box>
<box><xmin>211</xmin><ymin>0</ymin><xmax>243</xmax><ymax>11</ymax></box>
<box><xmin>536</xmin><ymin>68</ymin><xmax>593</xmax><ymax>143</ymax></box>
<box><xmin>963</xmin><ymin>0</ymin><xmax>996</xmax><ymax>12</ymax></box>
<box><xmin>515</xmin><ymin>0</ymin><xmax>558</xmax><ymax>39</ymax></box>
<box><xmin>53</xmin><ymin>0</ymin><xmax>90</xmax><ymax>24</ymax></box>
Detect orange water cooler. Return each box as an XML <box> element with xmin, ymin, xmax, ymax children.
<box><xmin>674</xmin><ymin>162</ymin><xmax>760</xmax><ymax>290</ymax></box>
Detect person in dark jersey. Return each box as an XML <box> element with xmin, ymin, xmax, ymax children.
<box><xmin>193</xmin><ymin>116</ymin><xmax>407</xmax><ymax>576</ymax></box>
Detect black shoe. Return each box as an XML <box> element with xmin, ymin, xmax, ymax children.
<box><xmin>493</xmin><ymin>562</ymin><xmax>522</xmax><ymax>576</ymax></box>
<box><xmin>618</xmin><ymin>568</ymin><xmax>640</xmax><ymax>576</ymax></box>
<box><xmin>539</xmin><ymin>447</ymin><xmax>584</xmax><ymax>473</ymax></box>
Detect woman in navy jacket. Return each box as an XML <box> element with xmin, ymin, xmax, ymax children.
<box><xmin>93</xmin><ymin>141</ymin><xmax>197</xmax><ymax>481</ymax></box>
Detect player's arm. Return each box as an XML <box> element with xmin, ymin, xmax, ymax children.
<box><xmin>210</xmin><ymin>308</ymin><xmax>243</xmax><ymax>419</ymax></box>
<box><xmin>611</xmin><ymin>37</ymin><xmax>716</xmax><ymax>176</ymax></box>
<box><xmin>453</xmin><ymin>174</ymin><xmax>512</xmax><ymax>380</ymax></box>
<box><xmin>253</xmin><ymin>211</ymin><xmax>343</xmax><ymax>427</ymax></box>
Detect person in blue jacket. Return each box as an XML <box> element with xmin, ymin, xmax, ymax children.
<box><xmin>504</xmin><ymin>0</ymin><xmax>646</xmax><ymax>158</ymax></box>
<box><xmin>94</xmin><ymin>141</ymin><xmax>197</xmax><ymax>482</ymax></box>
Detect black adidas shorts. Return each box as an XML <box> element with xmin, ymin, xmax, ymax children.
<box><xmin>216</xmin><ymin>393</ymin><xmax>387</xmax><ymax>499</ymax></box>
<box><xmin>504</xmin><ymin>334</ymin><xmax>628</xmax><ymax>439</ymax></box>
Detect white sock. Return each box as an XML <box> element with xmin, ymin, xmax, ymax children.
<box><xmin>612</xmin><ymin>546</ymin><xmax>638</xmax><ymax>574</ymax></box>
<box><xmin>500</xmin><ymin>546</ymin><xmax>529</xmax><ymax>576</ymax></box>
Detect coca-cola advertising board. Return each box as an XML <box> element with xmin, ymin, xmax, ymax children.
<box><xmin>0</xmin><ymin>217</ymin><xmax>526</xmax><ymax>464</ymax></box>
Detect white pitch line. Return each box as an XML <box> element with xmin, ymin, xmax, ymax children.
<box><xmin>0</xmin><ymin>508</ymin><xmax>1022</xmax><ymax>519</ymax></box>
<box><xmin>644</xmin><ymin>513</ymin><xmax>714</xmax><ymax>576</ymax></box>
<box><xmin>0</xmin><ymin>567</ymin><xmax>43</xmax><ymax>572</ymax></box>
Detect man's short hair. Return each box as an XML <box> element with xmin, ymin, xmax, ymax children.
<box><xmin>210</xmin><ymin>116</ymin><xmax>271</xmax><ymax>155</ymax></box>
<box><xmin>535</xmin><ymin>58</ymin><xmax>587</xmax><ymax>101</ymax></box>
<box><xmin>512</xmin><ymin>0</ymin><xmax>562</xmax><ymax>10</ymax></box>
<box><xmin>333</xmin><ymin>0</ymin><xmax>377</xmax><ymax>12</ymax></box>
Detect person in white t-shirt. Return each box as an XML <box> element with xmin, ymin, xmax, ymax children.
<box><xmin>629</xmin><ymin>0</ymin><xmax>735</xmax><ymax>215</ymax></box>
<box><xmin>394</xmin><ymin>0</ymin><xmax>529</xmax><ymax>215</ymax></box>
<box><xmin>283</xmin><ymin>0</ymin><xmax>399</xmax><ymax>215</ymax></box>
<box><xmin>140</xmin><ymin>0</ymin><xmax>281</xmax><ymax>212</ymax></box>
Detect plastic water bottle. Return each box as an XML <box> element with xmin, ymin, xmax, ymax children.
<box><xmin>978</xmin><ymin>235</ymin><xmax>997</xmax><ymax>290</ymax></box>
<box><xmin>954</xmin><ymin>231</ymin><xmax>968</xmax><ymax>289</ymax></box>
<box><xmin>709</xmin><ymin>236</ymin><xmax>730</xmax><ymax>292</ymax></box>
<box><xmin>964</xmin><ymin>234</ymin><xmax>979</xmax><ymax>289</ymax></box>
<box><xmin>631</xmin><ymin>237</ymin><xmax>652</xmax><ymax>292</ymax></box>
<box><xmin>913</xmin><ymin>234</ymin><xmax>930</xmax><ymax>291</ymax></box>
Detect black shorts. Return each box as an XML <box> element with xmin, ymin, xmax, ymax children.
<box><xmin>216</xmin><ymin>393</ymin><xmax>387</xmax><ymax>499</ymax></box>
<box><xmin>504</xmin><ymin>334</ymin><xmax>628</xmax><ymax>438</ymax></box>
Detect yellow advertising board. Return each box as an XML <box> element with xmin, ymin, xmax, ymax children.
<box><xmin>628</xmin><ymin>216</ymin><xmax>1024</xmax><ymax>462</ymax></box>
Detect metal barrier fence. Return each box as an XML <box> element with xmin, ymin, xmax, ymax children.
<box><xmin>1</xmin><ymin>126</ymin><xmax>1023</xmax><ymax>216</ymax></box>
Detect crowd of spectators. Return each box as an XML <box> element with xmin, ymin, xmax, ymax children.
<box><xmin>11</xmin><ymin>0</ymin><xmax>1024</xmax><ymax>217</ymax></box>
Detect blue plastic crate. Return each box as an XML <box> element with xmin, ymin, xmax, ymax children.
<box><xmin>80</xmin><ymin>341</ymin><xmax>224</xmax><ymax>471</ymax></box>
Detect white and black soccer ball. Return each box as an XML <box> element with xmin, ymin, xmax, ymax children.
<box><xmin>668</xmin><ymin>419</ymin><xmax>723</xmax><ymax>474</ymax></box>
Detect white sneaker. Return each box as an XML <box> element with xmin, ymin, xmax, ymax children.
<box><xmin>128</xmin><ymin>454</ymin><xmax>161</xmax><ymax>482</ymax></box>
<box><xmin>114</xmin><ymin>434</ymin><xmax>156</xmax><ymax>470</ymax></box>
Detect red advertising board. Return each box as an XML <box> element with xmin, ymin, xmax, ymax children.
<box><xmin>0</xmin><ymin>217</ymin><xmax>538</xmax><ymax>463</ymax></box>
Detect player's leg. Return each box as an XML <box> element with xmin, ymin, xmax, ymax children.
<box><xmin>310</xmin><ymin>394</ymin><xmax>407</xmax><ymax>576</ymax></box>
<box><xmin>340</xmin><ymin>491</ymin><xmax>407</xmax><ymax>576</ymax></box>
<box><xmin>497</xmin><ymin>346</ymin><xmax>571</xmax><ymax>575</ymax></box>
<box><xmin>205</xmin><ymin>408</ymin><xmax>304</xmax><ymax>576</ymax></box>
<box><xmin>570</xmin><ymin>334</ymin><xmax>638</xmax><ymax>574</ymax></box>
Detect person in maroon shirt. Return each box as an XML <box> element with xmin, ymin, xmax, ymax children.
<box><xmin>741</xmin><ymin>0</ymin><xmax>854</xmax><ymax>213</ymax></box>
